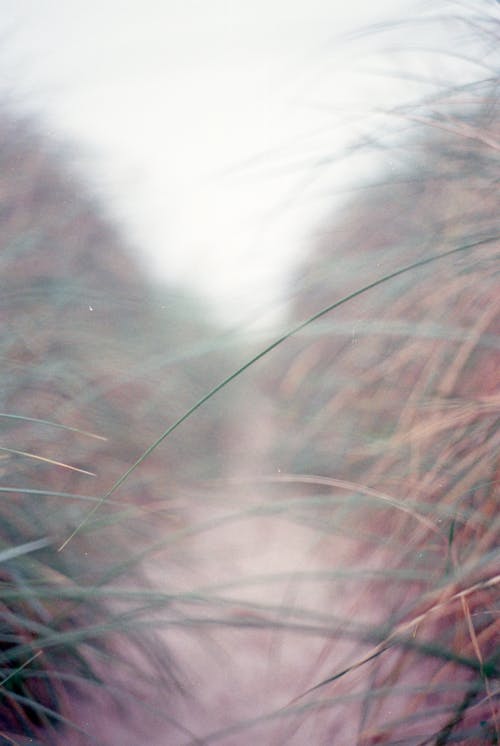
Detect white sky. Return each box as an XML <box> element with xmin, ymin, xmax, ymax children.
<box><xmin>1</xmin><ymin>0</ymin><xmax>470</xmax><ymax>327</ymax></box>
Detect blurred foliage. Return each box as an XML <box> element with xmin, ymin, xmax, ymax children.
<box><xmin>256</xmin><ymin>23</ymin><xmax>499</xmax><ymax>746</ymax></box>
<box><xmin>0</xmin><ymin>3</ymin><xmax>499</xmax><ymax>745</ymax></box>
<box><xmin>0</xmin><ymin>108</ymin><xmax>243</xmax><ymax>743</ymax></box>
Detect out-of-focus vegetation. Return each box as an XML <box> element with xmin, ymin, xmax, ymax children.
<box><xmin>245</xmin><ymin>9</ymin><xmax>499</xmax><ymax>743</ymax></box>
<box><xmin>0</xmin><ymin>109</ymin><xmax>244</xmax><ymax>743</ymax></box>
<box><xmin>258</xmin><ymin>96</ymin><xmax>499</xmax><ymax>746</ymax></box>
<box><xmin>1</xmin><ymin>3</ymin><xmax>499</xmax><ymax>745</ymax></box>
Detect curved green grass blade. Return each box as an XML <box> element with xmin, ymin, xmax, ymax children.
<box><xmin>58</xmin><ymin>235</ymin><xmax>499</xmax><ymax>551</ymax></box>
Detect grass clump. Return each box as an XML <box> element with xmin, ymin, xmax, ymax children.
<box><xmin>1</xmin><ymin>3</ymin><xmax>499</xmax><ymax>745</ymax></box>
<box><xmin>0</xmin><ymin>110</ymin><xmax>241</xmax><ymax>744</ymax></box>
<box><xmin>247</xmin><ymin>8</ymin><xmax>499</xmax><ymax>743</ymax></box>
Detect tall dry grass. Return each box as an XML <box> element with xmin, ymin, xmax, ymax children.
<box><xmin>1</xmin><ymin>3</ymin><xmax>499</xmax><ymax>745</ymax></box>
<box><xmin>0</xmin><ymin>110</ymin><xmax>243</xmax><ymax>744</ymax></box>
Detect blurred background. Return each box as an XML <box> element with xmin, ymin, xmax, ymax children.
<box><xmin>0</xmin><ymin>0</ymin><xmax>457</xmax><ymax>329</ymax></box>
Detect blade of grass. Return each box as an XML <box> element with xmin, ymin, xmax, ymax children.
<box><xmin>303</xmin><ymin>573</ymin><xmax>500</xmax><ymax>697</ymax></box>
<box><xmin>0</xmin><ymin>537</ymin><xmax>51</xmax><ymax>564</ymax></box>
<box><xmin>0</xmin><ymin>447</ymin><xmax>96</xmax><ymax>476</ymax></box>
<box><xmin>0</xmin><ymin>651</ymin><xmax>42</xmax><ymax>688</ymax></box>
<box><xmin>0</xmin><ymin>413</ymin><xmax>107</xmax><ymax>440</ymax></box>
<box><xmin>58</xmin><ymin>235</ymin><xmax>499</xmax><ymax>551</ymax></box>
<box><xmin>0</xmin><ymin>486</ymin><xmax>127</xmax><ymax>505</ymax></box>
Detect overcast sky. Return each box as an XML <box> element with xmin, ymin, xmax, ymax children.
<box><xmin>2</xmin><ymin>0</ymin><xmax>477</xmax><ymax>327</ymax></box>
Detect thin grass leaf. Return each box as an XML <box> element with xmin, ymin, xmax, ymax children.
<box><xmin>59</xmin><ymin>235</ymin><xmax>499</xmax><ymax>550</ymax></box>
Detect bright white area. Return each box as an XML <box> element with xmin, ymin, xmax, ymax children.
<box><xmin>1</xmin><ymin>0</ymin><xmax>469</xmax><ymax>328</ymax></box>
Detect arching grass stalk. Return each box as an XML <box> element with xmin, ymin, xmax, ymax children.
<box><xmin>59</xmin><ymin>234</ymin><xmax>499</xmax><ymax>551</ymax></box>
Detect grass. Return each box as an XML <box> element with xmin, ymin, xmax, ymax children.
<box><xmin>1</xmin><ymin>3</ymin><xmax>499</xmax><ymax>744</ymax></box>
